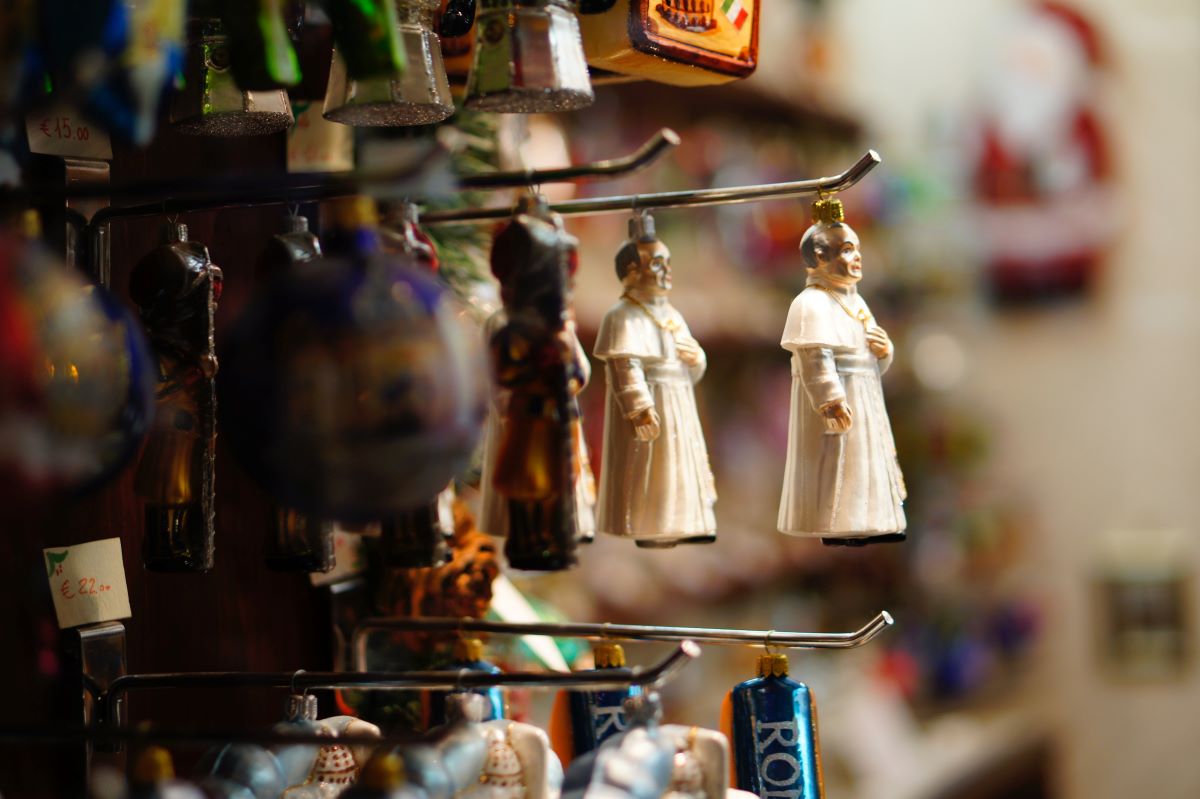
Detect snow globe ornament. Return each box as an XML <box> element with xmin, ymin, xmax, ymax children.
<box><xmin>0</xmin><ymin>213</ymin><xmax>153</xmax><ymax>507</ymax></box>
<box><xmin>777</xmin><ymin>196</ymin><xmax>906</xmax><ymax>546</ymax></box>
<box><xmin>219</xmin><ymin>196</ymin><xmax>487</xmax><ymax>521</ymax></box>
<box><xmin>593</xmin><ymin>213</ymin><xmax>716</xmax><ymax>547</ymax></box>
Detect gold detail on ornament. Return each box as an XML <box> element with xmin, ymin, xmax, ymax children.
<box><xmin>756</xmin><ymin>652</ymin><xmax>789</xmax><ymax>678</ymax></box>
<box><xmin>593</xmin><ymin>642</ymin><xmax>626</xmax><ymax>668</ymax></box>
<box><xmin>811</xmin><ymin>196</ymin><xmax>845</xmax><ymax>225</ymax></box>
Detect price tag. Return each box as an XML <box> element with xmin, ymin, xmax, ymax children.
<box><xmin>309</xmin><ymin>528</ymin><xmax>366</xmax><ymax>587</ymax></box>
<box><xmin>25</xmin><ymin>104</ymin><xmax>113</xmax><ymax>160</ymax></box>
<box><xmin>43</xmin><ymin>538</ymin><xmax>131</xmax><ymax>629</ymax></box>
<box><xmin>288</xmin><ymin>101</ymin><xmax>354</xmax><ymax>173</ymax></box>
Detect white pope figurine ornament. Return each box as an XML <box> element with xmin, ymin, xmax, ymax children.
<box><xmin>594</xmin><ymin>213</ymin><xmax>717</xmax><ymax>547</ymax></box>
<box><xmin>778</xmin><ymin>197</ymin><xmax>906</xmax><ymax>545</ymax></box>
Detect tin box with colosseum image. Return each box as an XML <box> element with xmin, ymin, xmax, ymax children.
<box><xmin>579</xmin><ymin>0</ymin><xmax>759</xmax><ymax>86</ymax></box>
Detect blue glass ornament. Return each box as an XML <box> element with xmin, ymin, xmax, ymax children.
<box><xmin>725</xmin><ymin>654</ymin><xmax>824</xmax><ymax>799</ymax></box>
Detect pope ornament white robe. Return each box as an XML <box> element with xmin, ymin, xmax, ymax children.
<box><xmin>594</xmin><ymin>294</ymin><xmax>716</xmax><ymax>544</ymax></box>
<box><xmin>777</xmin><ymin>280</ymin><xmax>906</xmax><ymax>539</ymax></box>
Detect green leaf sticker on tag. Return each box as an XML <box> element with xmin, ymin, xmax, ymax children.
<box><xmin>45</xmin><ymin>550</ymin><xmax>69</xmax><ymax>579</ymax></box>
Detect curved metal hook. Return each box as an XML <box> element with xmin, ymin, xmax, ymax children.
<box><xmin>422</xmin><ymin>150</ymin><xmax>884</xmax><ymax>226</ymax></box>
<box><xmin>459</xmin><ymin>128</ymin><xmax>681</xmax><ymax>190</ymax></box>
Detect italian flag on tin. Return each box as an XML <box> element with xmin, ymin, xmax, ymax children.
<box><xmin>721</xmin><ymin>0</ymin><xmax>749</xmax><ymax>30</ymax></box>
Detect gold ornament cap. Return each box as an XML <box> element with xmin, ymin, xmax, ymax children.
<box><xmin>811</xmin><ymin>196</ymin><xmax>845</xmax><ymax>225</ymax></box>
<box><xmin>131</xmin><ymin>745</ymin><xmax>175</xmax><ymax>784</ymax></box>
<box><xmin>454</xmin><ymin>637</ymin><xmax>485</xmax><ymax>662</ymax></box>
<box><xmin>361</xmin><ymin>752</ymin><xmax>407</xmax><ymax>790</ymax></box>
<box><xmin>327</xmin><ymin>195</ymin><xmax>380</xmax><ymax>229</ymax></box>
<box><xmin>757</xmin><ymin>653</ymin><xmax>789</xmax><ymax>678</ymax></box>
<box><xmin>593</xmin><ymin>642</ymin><xmax>626</xmax><ymax>668</ymax></box>
<box><xmin>20</xmin><ymin>209</ymin><xmax>41</xmax><ymax>239</ymax></box>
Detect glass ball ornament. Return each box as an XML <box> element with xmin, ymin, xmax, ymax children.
<box><xmin>218</xmin><ymin>240</ymin><xmax>487</xmax><ymax>521</ymax></box>
<box><xmin>0</xmin><ymin>222</ymin><xmax>154</xmax><ymax>504</ymax></box>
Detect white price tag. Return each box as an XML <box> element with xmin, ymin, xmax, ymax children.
<box><xmin>288</xmin><ymin>101</ymin><xmax>354</xmax><ymax>173</ymax></box>
<box><xmin>43</xmin><ymin>538</ymin><xmax>131</xmax><ymax>629</ymax></box>
<box><xmin>309</xmin><ymin>528</ymin><xmax>367</xmax><ymax>587</ymax></box>
<box><xmin>25</xmin><ymin>104</ymin><xmax>113</xmax><ymax>160</ymax></box>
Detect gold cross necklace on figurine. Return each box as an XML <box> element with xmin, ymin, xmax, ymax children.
<box><xmin>622</xmin><ymin>291</ymin><xmax>681</xmax><ymax>334</ymax></box>
<box><xmin>815</xmin><ymin>285</ymin><xmax>874</xmax><ymax>331</ymax></box>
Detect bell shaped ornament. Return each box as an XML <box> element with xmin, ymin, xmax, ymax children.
<box><xmin>170</xmin><ymin>19</ymin><xmax>293</xmax><ymax>136</ymax></box>
<box><xmin>465</xmin><ymin>0</ymin><xmax>593</xmax><ymax>113</ymax></box>
<box><xmin>324</xmin><ymin>1</ymin><xmax>454</xmax><ymax>127</ymax></box>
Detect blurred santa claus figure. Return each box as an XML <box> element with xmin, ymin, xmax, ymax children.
<box><xmin>970</xmin><ymin>1</ymin><xmax>1116</xmax><ymax>304</ymax></box>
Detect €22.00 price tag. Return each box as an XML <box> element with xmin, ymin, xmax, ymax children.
<box><xmin>43</xmin><ymin>538</ymin><xmax>131</xmax><ymax>629</ymax></box>
<box><xmin>25</xmin><ymin>104</ymin><xmax>113</xmax><ymax>161</ymax></box>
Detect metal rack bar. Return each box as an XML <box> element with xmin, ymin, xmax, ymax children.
<box><xmin>354</xmin><ymin>612</ymin><xmax>894</xmax><ymax>671</ymax></box>
<box><xmin>419</xmin><ymin>150</ymin><xmax>882</xmax><ymax>225</ymax></box>
<box><xmin>101</xmin><ymin>641</ymin><xmax>699</xmax><ymax>728</ymax></box>
<box><xmin>0</xmin><ymin>723</ymin><xmax>419</xmax><ymax>749</ymax></box>
<box><xmin>36</xmin><ymin>129</ymin><xmax>678</xmax><ymax>226</ymax></box>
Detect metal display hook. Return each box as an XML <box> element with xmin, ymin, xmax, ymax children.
<box><xmin>100</xmin><ymin>641</ymin><xmax>700</xmax><ymax>729</ymax></box>
<box><xmin>353</xmin><ymin>612</ymin><xmax>895</xmax><ymax>671</ymax></box>
<box><xmin>418</xmin><ymin>150</ymin><xmax>883</xmax><ymax>226</ymax></box>
<box><xmin>47</xmin><ymin>128</ymin><xmax>679</xmax><ymax>228</ymax></box>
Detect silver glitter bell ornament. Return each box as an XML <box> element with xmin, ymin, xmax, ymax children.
<box><xmin>323</xmin><ymin>0</ymin><xmax>454</xmax><ymax>126</ymax></box>
<box><xmin>465</xmin><ymin>0</ymin><xmax>593</xmax><ymax>113</ymax></box>
<box><xmin>170</xmin><ymin>20</ymin><xmax>293</xmax><ymax>137</ymax></box>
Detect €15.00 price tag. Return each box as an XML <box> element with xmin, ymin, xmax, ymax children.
<box><xmin>43</xmin><ymin>538</ymin><xmax>131</xmax><ymax>629</ymax></box>
<box><xmin>25</xmin><ymin>104</ymin><xmax>113</xmax><ymax>161</ymax></box>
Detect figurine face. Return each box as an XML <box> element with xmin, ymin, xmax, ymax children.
<box><xmin>627</xmin><ymin>241</ymin><xmax>672</xmax><ymax>293</ymax></box>
<box><xmin>810</xmin><ymin>225</ymin><xmax>862</xmax><ymax>287</ymax></box>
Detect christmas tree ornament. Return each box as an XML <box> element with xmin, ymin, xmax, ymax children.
<box><xmin>593</xmin><ymin>212</ymin><xmax>716</xmax><ymax>548</ymax></box>
<box><xmin>427</xmin><ymin>638</ymin><xmax>505</xmax><ymax>728</ymax></box>
<box><xmin>560</xmin><ymin>692</ymin><xmax>674</xmax><ymax>799</ymax></box>
<box><xmin>283</xmin><ymin>716</ymin><xmax>383</xmax><ymax>799</ymax></box>
<box><xmin>323</xmin><ymin>0</ymin><xmax>454</xmax><ymax>126</ymax></box>
<box><xmin>341</xmin><ymin>754</ymin><xmax>430</xmax><ymax>799</ymax></box>
<box><xmin>464</xmin><ymin>0</ymin><xmax>593</xmax><ymax>113</ymax></box>
<box><xmin>549</xmin><ymin>643</ymin><xmax>641</xmax><ymax>765</ymax></box>
<box><xmin>200</xmin><ymin>744</ymin><xmax>287</xmax><ymax>799</ymax></box>
<box><xmin>319</xmin><ymin>0</ymin><xmax>405</xmax><ymax>81</ymax></box>
<box><xmin>480</xmin><ymin>198</ymin><xmax>596</xmax><ymax>549</ymax></box>
<box><xmin>130</xmin><ymin>746</ymin><xmax>207</xmax><ymax>799</ymax></box>
<box><xmin>169</xmin><ymin>18</ymin><xmax>293</xmax><ymax>136</ymax></box>
<box><xmin>256</xmin><ymin>214</ymin><xmax>337</xmax><ymax>574</ymax></box>
<box><xmin>109</xmin><ymin>0</ymin><xmax>187</xmax><ymax>145</ymax></box>
<box><xmin>777</xmin><ymin>196</ymin><xmax>906</xmax><ymax>546</ymax></box>
<box><xmin>486</xmin><ymin>199</ymin><xmax>588</xmax><ymax>571</ymax></box>
<box><xmin>0</xmin><ymin>213</ymin><xmax>153</xmax><ymax>506</ymax></box>
<box><xmin>657</xmin><ymin>725</ymin><xmax>728</xmax><ymax>799</ymax></box>
<box><xmin>219</xmin><ymin>196</ymin><xmax>487</xmax><ymax>521</ymax></box>
<box><xmin>415</xmin><ymin>692</ymin><xmax>492</xmax><ymax>798</ymax></box>
<box><xmin>458</xmin><ymin>718</ymin><xmax>563</xmax><ymax>799</ymax></box>
<box><xmin>721</xmin><ymin>653</ymin><xmax>823</xmax><ymax>799</ymax></box>
<box><xmin>219</xmin><ymin>0</ymin><xmax>303</xmax><ymax>91</ymax></box>
<box><xmin>130</xmin><ymin>222</ymin><xmax>222</xmax><ymax>572</ymax></box>
<box><xmin>578</xmin><ymin>0</ymin><xmax>759</xmax><ymax>86</ymax></box>
<box><xmin>272</xmin><ymin>694</ymin><xmax>324</xmax><ymax>787</ymax></box>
